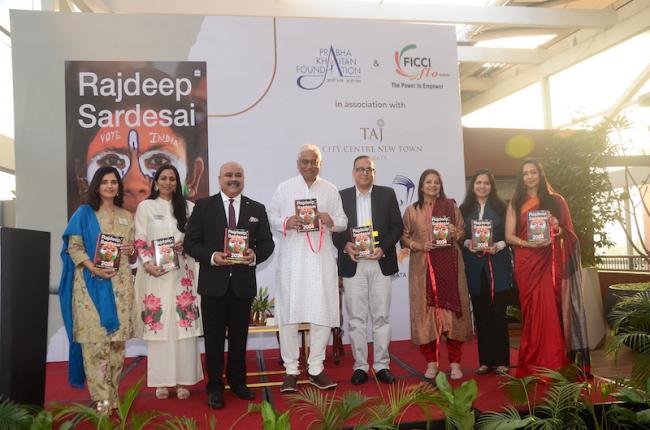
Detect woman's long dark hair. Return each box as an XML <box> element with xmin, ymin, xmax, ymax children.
<box><xmin>460</xmin><ymin>168</ymin><xmax>506</xmax><ymax>218</ymax></box>
<box><xmin>512</xmin><ymin>158</ymin><xmax>560</xmax><ymax>225</ymax></box>
<box><xmin>415</xmin><ymin>169</ymin><xmax>446</xmax><ymax>209</ymax></box>
<box><xmin>85</xmin><ymin>166</ymin><xmax>124</xmax><ymax>210</ymax></box>
<box><xmin>148</xmin><ymin>164</ymin><xmax>188</xmax><ymax>233</ymax></box>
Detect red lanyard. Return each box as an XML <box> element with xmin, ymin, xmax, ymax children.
<box><xmin>283</xmin><ymin>217</ymin><xmax>324</xmax><ymax>254</ymax></box>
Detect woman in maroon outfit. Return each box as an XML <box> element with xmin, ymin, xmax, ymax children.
<box><xmin>505</xmin><ymin>159</ymin><xmax>590</xmax><ymax>377</ymax></box>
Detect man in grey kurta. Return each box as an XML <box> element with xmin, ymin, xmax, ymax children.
<box><xmin>268</xmin><ymin>144</ymin><xmax>347</xmax><ymax>392</ymax></box>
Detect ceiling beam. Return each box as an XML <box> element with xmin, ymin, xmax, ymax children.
<box><xmin>458</xmin><ymin>46</ymin><xmax>546</xmax><ymax>64</ymax></box>
<box><xmin>106</xmin><ymin>0</ymin><xmax>617</xmax><ymax>28</ymax></box>
<box><xmin>462</xmin><ymin>1</ymin><xmax>650</xmax><ymax>115</ymax></box>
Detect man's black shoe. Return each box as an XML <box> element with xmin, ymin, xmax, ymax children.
<box><xmin>376</xmin><ymin>369</ymin><xmax>396</xmax><ymax>384</ymax></box>
<box><xmin>208</xmin><ymin>391</ymin><xmax>225</xmax><ymax>409</ymax></box>
<box><xmin>350</xmin><ymin>369</ymin><xmax>368</xmax><ymax>385</ymax></box>
<box><xmin>231</xmin><ymin>385</ymin><xmax>255</xmax><ymax>400</ymax></box>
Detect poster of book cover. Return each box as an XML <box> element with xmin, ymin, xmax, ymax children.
<box><xmin>224</xmin><ymin>228</ymin><xmax>249</xmax><ymax>263</ymax></box>
<box><xmin>471</xmin><ymin>219</ymin><xmax>493</xmax><ymax>250</ymax></box>
<box><xmin>295</xmin><ymin>198</ymin><xmax>319</xmax><ymax>232</ymax></box>
<box><xmin>64</xmin><ymin>61</ymin><xmax>210</xmax><ymax>218</ymax></box>
<box><xmin>527</xmin><ymin>210</ymin><xmax>550</xmax><ymax>242</ymax></box>
<box><xmin>94</xmin><ymin>233</ymin><xmax>123</xmax><ymax>270</ymax></box>
<box><xmin>431</xmin><ymin>216</ymin><xmax>451</xmax><ymax>247</ymax></box>
<box><xmin>351</xmin><ymin>225</ymin><xmax>374</xmax><ymax>258</ymax></box>
<box><xmin>153</xmin><ymin>236</ymin><xmax>180</xmax><ymax>272</ymax></box>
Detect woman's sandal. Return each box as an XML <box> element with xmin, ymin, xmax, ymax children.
<box><xmin>476</xmin><ymin>365</ymin><xmax>490</xmax><ymax>375</ymax></box>
<box><xmin>424</xmin><ymin>362</ymin><xmax>439</xmax><ymax>379</ymax></box>
<box><xmin>176</xmin><ymin>385</ymin><xmax>190</xmax><ymax>400</ymax></box>
<box><xmin>155</xmin><ymin>387</ymin><xmax>170</xmax><ymax>400</ymax></box>
<box><xmin>95</xmin><ymin>400</ymin><xmax>112</xmax><ymax>415</ymax></box>
<box><xmin>450</xmin><ymin>363</ymin><xmax>464</xmax><ymax>380</ymax></box>
<box><xmin>495</xmin><ymin>366</ymin><xmax>510</xmax><ymax>376</ymax></box>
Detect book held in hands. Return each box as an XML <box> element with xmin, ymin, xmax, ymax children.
<box><xmin>224</xmin><ymin>228</ymin><xmax>250</xmax><ymax>263</ymax></box>
<box><xmin>295</xmin><ymin>198</ymin><xmax>319</xmax><ymax>232</ymax></box>
<box><xmin>351</xmin><ymin>225</ymin><xmax>374</xmax><ymax>258</ymax></box>
<box><xmin>471</xmin><ymin>219</ymin><xmax>493</xmax><ymax>250</ymax></box>
<box><xmin>94</xmin><ymin>233</ymin><xmax>123</xmax><ymax>270</ymax></box>
<box><xmin>431</xmin><ymin>216</ymin><xmax>451</xmax><ymax>247</ymax></box>
<box><xmin>527</xmin><ymin>210</ymin><xmax>550</xmax><ymax>242</ymax></box>
<box><xmin>152</xmin><ymin>236</ymin><xmax>180</xmax><ymax>272</ymax></box>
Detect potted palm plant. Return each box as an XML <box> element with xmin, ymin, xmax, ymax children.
<box><xmin>251</xmin><ymin>287</ymin><xmax>275</xmax><ymax>326</ymax></box>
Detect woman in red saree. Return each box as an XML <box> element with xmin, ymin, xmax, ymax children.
<box><xmin>505</xmin><ymin>159</ymin><xmax>590</xmax><ymax>377</ymax></box>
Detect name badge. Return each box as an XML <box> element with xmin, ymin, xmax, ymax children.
<box><xmin>153</xmin><ymin>214</ymin><xmax>165</xmax><ymax>221</ymax></box>
<box><xmin>117</xmin><ymin>217</ymin><xmax>129</xmax><ymax>225</ymax></box>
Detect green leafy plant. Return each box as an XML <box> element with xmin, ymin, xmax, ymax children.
<box><xmin>251</xmin><ymin>287</ymin><xmax>275</xmax><ymax>325</ymax></box>
<box><xmin>430</xmin><ymin>371</ymin><xmax>478</xmax><ymax>430</ymax></box>
<box><xmin>53</xmin><ymin>378</ymin><xmax>163</xmax><ymax>429</ymax></box>
<box><xmin>287</xmin><ymin>386</ymin><xmax>371</xmax><ymax>430</ymax></box>
<box><xmin>0</xmin><ymin>397</ymin><xmax>44</xmax><ymax>430</ymax></box>
<box><xmin>544</xmin><ymin>121</ymin><xmax>620</xmax><ymax>266</ymax></box>
<box><xmin>248</xmin><ymin>401</ymin><xmax>291</xmax><ymax>430</ymax></box>
<box><xmin>607</xmin><ymin>291</ymin><xmax>650</xmax><ymax>388</ymax></box>
<box><xmin>358</xmin><ymin>379</ymin><xmax>440</xmax><ymax>429</ymax></box>
<box><xmin>477</xmin><ymin>366</ymin><xmax>618</xmax><ymax>430</ymax></box>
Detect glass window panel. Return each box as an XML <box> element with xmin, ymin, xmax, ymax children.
<box><xmin>550</xmin><ymin>32</ymin><xmax>650</xmax><ymax>126</ymax></box>
<box><xmin>462</xmin><ymin>82</ymin><xmax>544</xmax><ymax>129</ymax></box>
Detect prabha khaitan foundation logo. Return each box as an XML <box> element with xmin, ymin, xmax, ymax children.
<box><xmin>296</xmin><ymin>46</ymin><xmax>362</xmax><ymax>90</ymax></box>
<box><xmin>394</xmin><ymin>44</ymin><xmax>450</xmax><ymax>81</ymax></box>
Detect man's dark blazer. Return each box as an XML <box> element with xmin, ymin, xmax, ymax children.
<box><xmin>184</xmin><ymin>193</ymin><xmax>275</xmax><ymax>298</ymax></box>
<box><xmin>333</xmin><ymin>185</ymin><xmax>403</xmax><ymax>278</ymax></box>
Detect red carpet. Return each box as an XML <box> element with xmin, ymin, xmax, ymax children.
<box><xmin>44</xmin><ymin>337</ymin><xmax>534</xmax><ymax>428</ymax></box>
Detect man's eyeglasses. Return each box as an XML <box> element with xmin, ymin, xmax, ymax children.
<box><xmin>355</xmin><ymin>167</ymin><xmax>376</xmax><ymax>174</ymax></box>
<box><xmin>299</xmin><ymin>159</ymin><xmax>321</xmax><ymax>167</ymax></box>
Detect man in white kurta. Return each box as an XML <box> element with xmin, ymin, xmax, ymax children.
<box><xmin>268</xmin><ymin>144</ymin><xmax>347</xmax><ymax>392</ymax></box>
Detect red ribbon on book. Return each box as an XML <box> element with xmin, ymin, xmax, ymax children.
<box><xmin>425</xmin><ymin>251</ymin><xmax>441</xmax><ymax>364</ymax></box>
<box><xmin>488</xmin><ymin>255</ymin><xmax>495</xmax><ymax>304</ymax></box>
<box><xmin>283</xmin><ymin>216</ymin><xmax>324</xmax><ymax>253</ymax></box>
<box><xmin>305</xmin><ymin>225</ymin><xmax>324</xmax><ymax>254</ymax></box>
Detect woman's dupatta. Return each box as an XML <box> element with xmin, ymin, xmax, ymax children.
<box><xmin>554</xmin><ymin>195</ymin><xmax>591</xmax><ymax>374</ymax></box>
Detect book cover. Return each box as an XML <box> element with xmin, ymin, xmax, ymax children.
<box><xmin>94</xmin><ymin>233</ymin><xmax>123</xmax><ymax>270</ymax></box>
<box><xmin>295</xmin><ymin>198</ymin><xmax>319</xmax><ymax>232</ymax></box>
<box><xmin>527</xmin><ymin>210</ymin><xmax>550</xmax><ymax>242</ymax></box>
<box><xmin>152</xmin><ymin>236</ymin><xmax>179</xmax><ymax>272</ymax></box>
<box><xmin>224</xmin><ymin>228</ymin><xmax>250</xmax><ymax>263</ymax></box>
<box><xmin>351</xmin><ymin>225</ymin><xmax>374</xmax><ymax>258</ymax></box>
<box><xmin>471</xmin><ymin>219</ymin><xmax>493</xmax><ymax>250</ymax></box>
<box><xmin>431</xmin><ymin>216</ymin><xmax>451</xmax><ymax>247</ymax></box>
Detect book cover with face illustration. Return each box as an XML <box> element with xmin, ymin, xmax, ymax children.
<box><xmin>431</xmin><ymin>216</ymin><xmax>451</xmax><ymax>247</ymax></box>
<box><xmin>153</xmin><ymin>236</ymin><xmax>180</xmax><ymax>272</ymax></box>
<box><xmin>527</xmin><ymin>210</ymin><xmax>550</xmax><ymax>242</ymax></box>
<box><xmin>471</xmin><ymin>219</ymin><xmax>493</xmax><ymax>250</ymax></box>
<box><xmin>295</xmin><ymin>198</ymin><xmax>319</xmax><ymax>232</ymax></box>
<box><xmin>351</xmin><ymin>225</ymin><xmax>374</xmax><ymax>258</ymax></box>
<box><xmin>94</xmin><ymin>233</ymin><xmax>123</xmax><ymax>270</ymax></box>
<box><xmin>224</xmin><ymin>228</ymin><xmax>249</xmax><ymax>263</ymax></box>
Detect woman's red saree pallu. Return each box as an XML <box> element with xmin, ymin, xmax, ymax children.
<box><xmin>514</xmin><ymin>195</ymin><xmax>590</xmax><ymax>377</ymax></box>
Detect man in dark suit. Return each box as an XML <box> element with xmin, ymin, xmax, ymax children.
<box><xmin>333</xmin><ymin>155</ymin><xmax>403</xmax><ymax>385</ymax></box>
<box><xmin>184</xmin><ymin>161</ymin><xmax>274</xmax><ymax>409</ymax></box>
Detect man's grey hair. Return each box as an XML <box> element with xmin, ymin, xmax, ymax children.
<box><xmin>297</xmin><ymin>144</ymin><xmax>322</xmax><ymax>161</ymax></box>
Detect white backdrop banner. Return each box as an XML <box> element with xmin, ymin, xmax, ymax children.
<box><xmin>11</xmin><ymin>12</ymin><xmax>464</xmax><ymax>362</ymax></box>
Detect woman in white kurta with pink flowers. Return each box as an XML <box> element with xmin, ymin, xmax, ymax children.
<box><xmin>134</xmin><ymin>164</ymin><xmax>203</xmax><ymax>400</ymax></box>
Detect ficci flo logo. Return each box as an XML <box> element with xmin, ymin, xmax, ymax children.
<box><xmin>395</xmin><ymin>44</ymin><xmax>441</xmax><ymax>81</ymax></box>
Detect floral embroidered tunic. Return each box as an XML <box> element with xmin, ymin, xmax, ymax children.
<box><xmin>68</xmin><ymin>207</ymin><xmax>134</xmax><ymax>343</ymax></box>
<box><xmin>133</xmin><ymin>198</ymin><xmax>202</xmax><ymax>341</ymax></box>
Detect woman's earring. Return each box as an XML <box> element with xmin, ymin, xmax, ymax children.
<box><xmin>154</xmin><ymin>184</ymin><xmax>159</xmax><ymax>192</ymax></box>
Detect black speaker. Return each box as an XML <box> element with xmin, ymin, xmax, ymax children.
<box><xmin>0</xmin><ymin>227</ymin><xmax>50</xmax><ymax>406</ymax></box>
